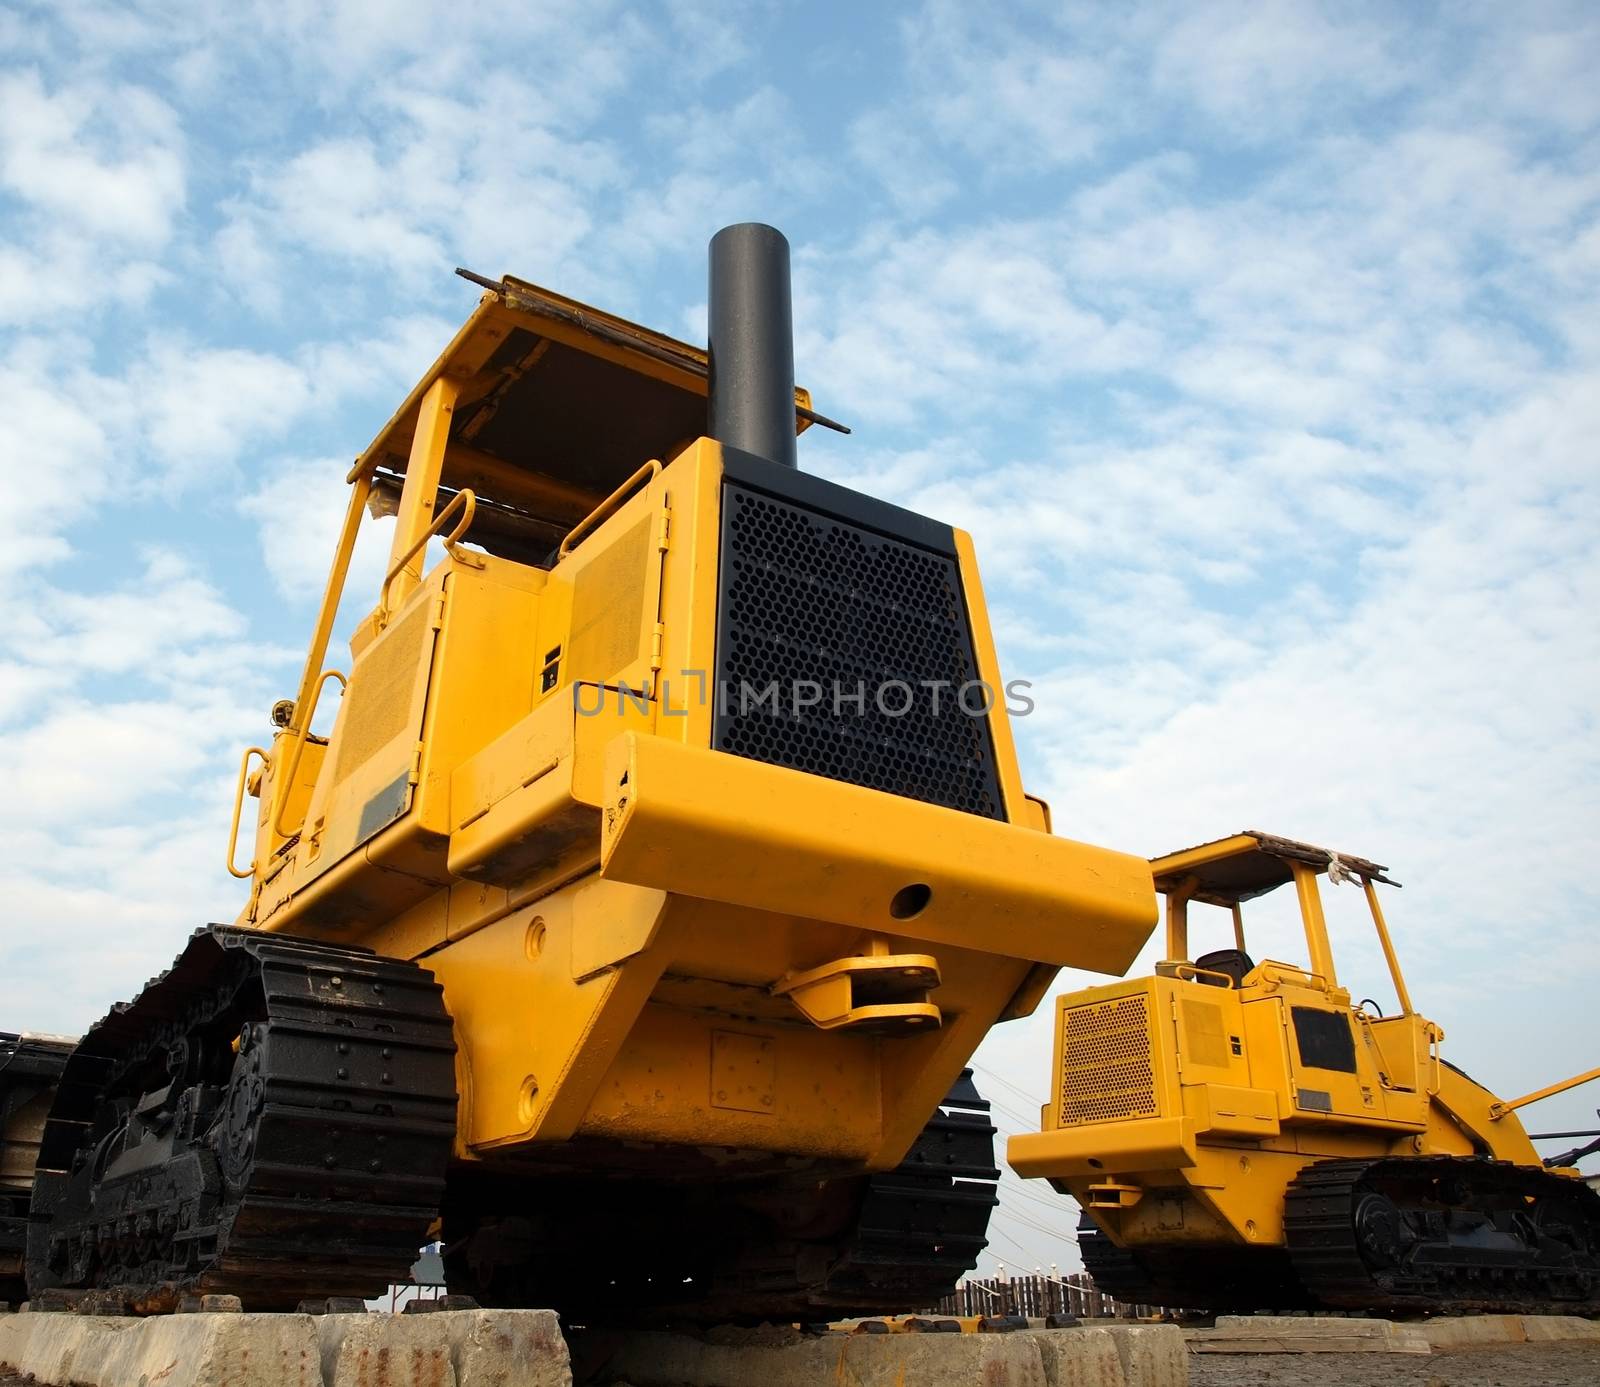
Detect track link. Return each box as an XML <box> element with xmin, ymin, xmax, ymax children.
<box><xmin>1284</xmin><ymin>1155</ymin><xmax>1600</xmax><ymax>1315</ymax></box>
<box><xmin>27</xmin><ymin>927</ymin><xmax>456</xmax><ymax>1310</ymax></box>
<box><xmin>821</xmin><ymin>1069</ymin><xmax>1001</xmax><ymax>1310</ymax></box>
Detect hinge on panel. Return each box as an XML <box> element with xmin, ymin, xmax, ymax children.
<box><xmin>649</xmin><ymin>500</ymin><xmax>670</xmax><ymax>687</ymax></box>
<box><xmin>430</xmin><ymin>592</ymin><xmax>447</xmax><ymax>631</ymax></box>
<box><xmin>408</xmin><ymin>740</ymin><xmax>425</xmax><ymax>786</ymax></box>
<box><xmin>1169</xmin><ymin>995</ymin><xmax>1184</xmax><ymax>1079</ymax></box>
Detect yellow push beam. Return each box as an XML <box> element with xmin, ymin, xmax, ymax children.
<box><xmin>599</xmin><ymin>732</ymin><xmax>1156</xmax><ymax>974</ymax></box>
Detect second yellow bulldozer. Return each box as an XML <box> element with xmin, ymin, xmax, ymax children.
<box><xmin>1010</xmin><ymin>830</ymin><xmax>1600</xmax><ymax>1314</ymax></box>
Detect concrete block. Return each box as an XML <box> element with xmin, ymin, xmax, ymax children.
<box><xmin>1</xmin><ymin>1311</ymin><xmax>134</xmax><ymax>1384</ymax></box>
<box><xmin>316</xmin><ymin>1309</ymin><xmax>569</xmax><ymax>1387</ymax></box>
<box><xmin>1191</xmin><ymin>1315</ymin><xmax>1429</xmax><ymax>1354</ymax></box>
<box><xmin>1025</xmin><ymin>1327</ymin><xmax>1126</xmax><ymax>1387</ymax></box>
<box><xmin>592</xmin><ymin>1326</ymin><xmax>1049</xmax><ymax>1386</ymax></box>
<box><xmin>2</xmin><ymin>1307</ymin><xmax>571</xmax><ymax>1387</ymax></box>
<box><xmin>1520</xmin><ymin>1315</ymin><xmax>1600</xmax><ymax>1342</ymax></box>
<box><xmin>319</xmin><ymin>1312</ymin><xmax>458</xmax><ymax>1387</ymax></box>
<box><xmin>1076</xmin><ymin>1325</ymin><xmax>1188</xmax><ymax>1384</ymax></box>
<box><xmin>0</xmin><ymin>1310</ymin><xmax>320</xmax><ymax>1386</ymax></box>
<box><xmin>1210</xmin><ymin>1315</ymin><xmax>1381</xmax><ymax>1336</ymax></box>
<box><xmin>438</xmin><ymin>1309</ymin><xmax>569</xmax><ymax>1387</ymax></box>
<box><xmin>1418</xmin><ymin>1315</ymin><xmax>1527</xmax><ymax>1348</ymax></box>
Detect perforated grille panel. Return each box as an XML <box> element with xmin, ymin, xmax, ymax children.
<box><xmin>334</xmin><ymin>598</ymin><xmax>432</xmax><ymax>780</ymax></box>
<box><xmin>712</xmin><ymin>480</ymin><xmax>1004</xmax><ymax>818</ymax></box>
<box><xmin>1059</xmin><ymin>995</ymin><xmax>1158</xmax><ymax>1127</ymax></box>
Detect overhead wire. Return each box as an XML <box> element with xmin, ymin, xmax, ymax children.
<box><xmin>999</xmin><ymin>1178</ymin><xmax>1082</xmax><ymax>1219</ymax></box>
<box><xmin>978</xmin><ymin>1114</ymin><xmax>1082</xmax><ymax>1226</ymax></box>
<box><xmin>993</xmin><ymin>1201</ymin><xmax>1078</xmax><ymax>1241</ymax></box>
<box><xmin>973</xmin><ymin>1062</ymin><xmax>1045</xmax><ymax>1109</ymax></box>
<box><xmin>982</xmin><ymin>1219</ymin><xmax>1055</xmax><ymax>1269</ymax></box>
<box><xmin>981</xmin><ymin>1095</ymin><xmax>1041</xmax><ymax>1134</ymax></box>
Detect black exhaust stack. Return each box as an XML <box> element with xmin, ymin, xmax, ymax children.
<box><xmin>708</xmin><ymin>223</ymin><xmax>797</xmax><ymax>469</ymax></box>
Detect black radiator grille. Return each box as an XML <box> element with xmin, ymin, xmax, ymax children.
<box><xmin>712</xmin><ymin>480</ymin><xmax>1005</xmax><ymax>819</ymax></box>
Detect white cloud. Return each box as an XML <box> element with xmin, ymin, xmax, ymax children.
<box><xmin>896</xmin><ymin>0</ymin><xmax>1117</xmax><ymax>169</ymax></box>
<box><xmin>0</xmin><ymin>807</ymin><xmax>246</xmax><ymax>1033</ymax></box>
<box><xmin>0</xmin><ymin>306</ymin><xmax>445</xmax><ymax>598</ymax></box>
<box><xmin>0</xmin><ymin>236</ymin><xmax>171</xmax><ymax>325</ymax></box>
<box><xmin>243</xmin><ymin>137</ymin><xmax>443</xmax><ymax>276</ymax></box>
<box><xmin>223</xmin><ymin>105</ymin><xmax>620</xmax><ymax>291</ymax></box>
<box><xmin>0</xmin><ymin>694</ymin><xmax>239</xmax><ymax>832</ymax></box>
<box><xmin>0</xmin><ymin>343</ymin><xmax>120</xmax><ymax>578</ymax></box>
<box><xmin>798</xmin><ymin>224</ymin><xmax>1151</xmax><ymax>429</ymax></box>
<box><xmin>0</xmin><ymin>68</ymin><xmax>185</xmax><ymax>245</ymax></box>
<box><xmin>128</xmin><ymin>340</ymin><xmax>316</xmax><ymax>487</ymax></box>
<box><xmin>239</xmin><ymin>454</ymin><xmax>391</xmax><ymax>607</ymax></box>
<box><xmin>1149</xmin><ymin>0</ymin><xmax>1408</xmax><ymax>129</ymax></box>
<box><xmin>7</xmin><ymin>549</ymin><xmax>244</xmax><ymax>679</ymax></box>
<box><xmin>848</xmin><ymin>109</ymin><xmax>960</xmax><ymax>218</ymax></box>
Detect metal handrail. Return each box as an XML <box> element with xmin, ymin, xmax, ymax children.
<box><xmin>226</xmin><ymin>747</ymin><xmax>271</xmax><ymax>879</ymax></box>
<box><xmin>1255</xmin><ymin>959</ymin><xmax>1330</xmax><ymax>991</ymax></box>
<box><xmin>272</xmin><ymin>669</ymin><xmax>348</xmax><ymax>838</ymax></box>
<box><xmin>1166</xmin><ymin>962</ymin><xmax>1240</xmax><ymax>989</ymax></box>
<box><xmin>381</xmin><ymin>487</ymin><xmax>478</xmax><ymax>617</ymax></box>
<box><xmin>1490</xmin><ymin>1066</ymin><xmax>1600</xmax><ymax>1121</ymax></box>
<box><xmin>557</xmin><ymin>461</ymin><xmax>660</xmax><ymax>561</ymax></box>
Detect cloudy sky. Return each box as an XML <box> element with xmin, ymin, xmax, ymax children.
<box><xmin>2</xmin><ymin>1</ymin><xmax>1597</xmax><ymax>1276</ymax></box>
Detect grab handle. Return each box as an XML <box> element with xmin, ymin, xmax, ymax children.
<box><xmin>381</xmin><ymin>488</ymin><xmax>478</xmax><ymax>618</ymax></box>
<box><xmin>227</xmin><ymin>747</ymin><xmax>271</xmax><ymax>879</ymax></box>
<box><xmin>272</xmin><ymin>670</ymin><xmax>347</xmax><ymax>839</ymax></box>
<box><xmin>558</xmin><ymin>461</ymin><xmax>660</xmax><ymax>561</ymax></box>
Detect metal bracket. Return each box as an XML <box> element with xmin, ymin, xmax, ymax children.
<box><xmin>772</xmin><ymin>951</ymin><xmax>941</xmax><ymax>1034</ymax></box>
<box><xmin>1084</xmin><ymin>1181</ymin><xmax>1143</xmax><ymax>1209</ymax></box>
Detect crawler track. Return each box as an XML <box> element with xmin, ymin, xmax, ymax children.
<box><xmin>1283</xmin><ymin>1155</ymin><xmax>1600</xmax><ymax>1315</ymax></box>
<box><xmin>800</xmin><ymin>1068</ymin><xmax>1002</xmax><ymax>1317</ymax></box>
<box><xmin>26</xmin><ymin>927</ymin><xmax>456</xmax><ymax>1310</ymax></box>
<box><xmin>1</xmin><ymin>1034</ymin><xmax>73</xmax><ymax>1303</ymax></box>
<box><xmin>1078</xmin><ymin>1213</ymin><xmax>1306</xmax><ymax>1312</ymax></box>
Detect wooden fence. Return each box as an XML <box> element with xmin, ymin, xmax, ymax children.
<box><xmin>931</xmin><ymin>1271</ymin><xmax>1172</xmax><ymax>1320</ymax></box>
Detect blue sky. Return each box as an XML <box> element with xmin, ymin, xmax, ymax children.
<box><xmin>2</xmin><ymin>1</ymin><xmax>1598</xmax><ymax>1275</ymax></box>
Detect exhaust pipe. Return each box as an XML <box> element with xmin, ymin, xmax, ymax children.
<box><xmin>708</xmin><ymin>223</ymin><xmax>797</xmax><ymax>470</ymax></box>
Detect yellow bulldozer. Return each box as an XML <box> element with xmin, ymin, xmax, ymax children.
<box><xmin>4</xmin><ymin>225</ymin><xmax>1159</xmax><ymax>1320</ymax></box>
<box><xmin>1009</xmin><ymin>830</ymin><xmax>1600</xmax><ymax>1314</ymax></box>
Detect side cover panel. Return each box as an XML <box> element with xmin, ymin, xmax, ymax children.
<box><xmin>315</xmin><ymin>588</ymin><xmax>440</xmax><ymax>867</ymax></box>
